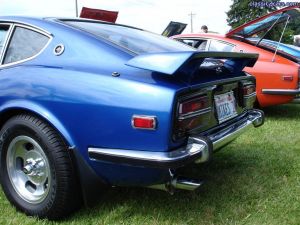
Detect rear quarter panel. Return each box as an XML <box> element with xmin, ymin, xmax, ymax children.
<box><xmin>0</xmin><ymin>19</ymin><xmax>188</xmax><ymax>157</ymax></box>
<box><xmin>234</xmin><ymin>42</ymin><xmax>298</xmax><ymax>107</ymax></box>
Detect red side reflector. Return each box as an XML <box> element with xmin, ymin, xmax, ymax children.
<box><xmin>282</xmin><ymin>75</ymin><xmax>293</xmax><ymax>81</ymax></box>
<box><xmin>132</xmin><ymin>116</ymin><xmax>156</xmax><ymax>129</ymax></box>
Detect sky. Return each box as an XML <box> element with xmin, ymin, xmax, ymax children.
<box><xmin>0</xmin><ymin>0</ymin><xmax>232</xmax><ymax>34</ymax></box>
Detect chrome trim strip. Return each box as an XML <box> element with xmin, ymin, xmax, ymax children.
<box><xmin>243</xmin><ymin>92</ymin><xmax>256</xmax><ymax>98</ymax></box>
<box><xmin>0</xmin><ymin>23</ymin><xmax>13</xmax><ymax>64</ymax></box>
<box><xmin>88</xmin><ymin>109</ymin><xmax>264</xmax><ymax>168</ymax></box>
<box><xmin>178</xmin><ymin>107</ymin><xmax>211</xmax><ymax>120</ymax></box>
<box><xmin>0</xmin><ymin>23</ymin><xmax>52</xmax><ymax>68</ymax></box>
<box><xmin>88</xmin><ymin>137</ymin><xmax>209</xmax><ymax>168</ymax></box>
<box><xmin>89</xmin><ymin>146</ymin><xmax>192</xmax><ymax>163</ymax></box>
<box><xmin>0</xmin><ymin>20</ymin><xmax>52</xmax><ymax>36</ymax></box>
<box><xmin>262</xmin><ymin>88</ymin><xmax>300</xmax><ymax>95</ymax></box>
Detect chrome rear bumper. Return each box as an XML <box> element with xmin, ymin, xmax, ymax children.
<box><xmin>88</xmin><ymin>109</ymin><xmax>264</xmax><ymax>169</ymax></box>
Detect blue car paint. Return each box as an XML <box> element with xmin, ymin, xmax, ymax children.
<box><xmin>126</xmin><ymin>51</ymin><xmax>193</xmax><ymax>74</ymax></box>
<box><xmin>0</xmin><ymin>16</ymin><xmax>195</xmax><ymax>187</ymax></box>
<box><xmin>0</xmin><ymin>100</ymin><xmax>76</xmax><ymax>147</ymax></box>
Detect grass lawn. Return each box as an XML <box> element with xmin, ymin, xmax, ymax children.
<box><xmin>0</xmin><ymin>105</ymin><xmax>299</xmax><ymax>225</ymax></box>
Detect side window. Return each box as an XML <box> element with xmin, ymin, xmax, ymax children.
<box><xmin>0</xmin><ymin>25</ymin><xmax>10</xmax><ymax>56</ymax></box>
<box><xmin>197</xmin><ymin>40</ymin><xmax>208</xmax><ymax>51</ymax></box>
<box><xmin>177</xmin><ymin>39</ymin><xmax>208</xmax><ymax>50</ymax></box>
<box><xmin>208</xmin><ymin>40</ymin><xmax>234</xmax><ymax>52</ymax></box>
<box><xmin>181</xmin><ymin>39</ymin><xmax>198</xmax><ymax>47</ymax></box>
<box><xmin>4</xmin><ymin>26</ymin><xmax>49</xmax><ymax>64</ymax></box>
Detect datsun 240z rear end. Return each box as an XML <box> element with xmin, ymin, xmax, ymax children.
<box><xmin>0</xmin><ymin>17</ymin><xmax>264</xmax><ymax>219</ymax></box>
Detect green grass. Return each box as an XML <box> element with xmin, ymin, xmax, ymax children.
<box><xmin>0</xmin><ymin>105</ymin><xmax>300</xmax><ymax>225</ymax></box>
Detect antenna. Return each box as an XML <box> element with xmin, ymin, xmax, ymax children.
<box><xmin>272</xmin><ymin>15</ymin><xmax>290</xmax><ymax>62</ymax></box>
<box><xmin>188</xmin><ymin>12</ymin><xmax>196</xmax><ymax>33</ymax></box>
<box><xmin>75</xmin><ymin>0</ymin><xmax>79</xmax><ymax>17</ymax></box>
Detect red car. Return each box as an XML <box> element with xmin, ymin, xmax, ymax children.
<box><xmin>172</xmin><ymin>6</ymin><xmax>300</xmax><ymax>107</ymax></box>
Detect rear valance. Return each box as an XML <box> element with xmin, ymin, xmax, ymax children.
<box><xmin>125</xmin><ymin>51</ymin><xmax>258</xmax><ymax>75</ymax></box>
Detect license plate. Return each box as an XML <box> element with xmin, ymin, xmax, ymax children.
<box><xmin>214</xmin><ymin>91</ymin><xmax>237</xmax><ymax>123</ymax></box>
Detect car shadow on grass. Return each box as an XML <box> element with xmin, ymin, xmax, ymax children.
<box><xmin>262</xmin><ymin>104</ymin><xmax>300</xmax><ymax>120</ymax></box>
<box><xmin>66</xmin><ymin>142</ymin><xmax>293</xmax><ymax>224</ymax></box>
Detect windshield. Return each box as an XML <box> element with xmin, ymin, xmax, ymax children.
<box><xmin>62</xmin><ymin>20</ymin><xmax>193</xmax><ymax>54</ymax></box>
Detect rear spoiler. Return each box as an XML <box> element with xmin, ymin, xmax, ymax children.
<box><xmin>126</xmin><ymin>51</ymin><xmax>259</xmax><ymax>75</ymax></box>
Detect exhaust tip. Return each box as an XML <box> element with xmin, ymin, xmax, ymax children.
<box><xmin>174</xmin><ymin>178</ymin><xmax>203</xmax><ymax>191</ymax></box>
<box><xmin>148</xmin><ymin>177</ymin><xmax>203</xmax><ymax>193</ymax></box>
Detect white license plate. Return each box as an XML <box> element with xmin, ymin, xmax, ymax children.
<box><xmin>214</xmin><ymin>91</ymin><xmax>237</xmax><ymax>123</ymax></box>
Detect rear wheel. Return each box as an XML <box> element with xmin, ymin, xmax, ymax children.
<box><xmin>0</xmin><ymin>114</ymin><xmax>81</xmax><ymax>219</ymax></box>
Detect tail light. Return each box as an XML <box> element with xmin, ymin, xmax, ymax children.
<box><xmin>239</xmin><ymin>83</ymin><xmax>256</xmax><ymax>109</ymax></box>
<box><xmin>174</xmin><ymin>94</ymin><xmax>211</xmax><ymax>139</ymax></box>
<box><xmin>179</xmin><ymin>95</ymin><xmax>209</xmax><ymax>116</ymax></box>
<box><xmin>243</xmin><ymin>85</ymin><xmax>256</xmax><ymax>96</ymax></box>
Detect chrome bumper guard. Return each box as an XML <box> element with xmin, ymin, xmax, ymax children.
<box><xmin>262</xmin><ymin>88</ymin><xmax>300</xmax><ymax>95</ymax></box>
<box><xmin>88</xmin><ymin>109</ymin><xmax>264</xmax><ymax>169</ymax></box>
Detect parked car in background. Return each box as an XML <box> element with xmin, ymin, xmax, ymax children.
<box><xmin>172</xmin><ymin>6</ymin><xmax>300</xmax><ymax>107</ymax></box>
<box><xmin>247</xmin><ymin>37</ymin><xmax>300</xmax><ymax>59</ymax></box>
<box><xmin>0</xmin><ymin>16</ymin><xmax>263</xmax><ymax>219</ymax></box>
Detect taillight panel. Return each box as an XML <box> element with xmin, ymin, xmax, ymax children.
<box><xmin>178</xmin><ymin>95</ymin><xmax>210</xmax><ymax>116</ymax></box>
<box><xmin>173</xmin><ymin>78</ymin><xmax>256</xmax><ymax>140</ymax></box>
<box><xmin>238</xmin><ymin>82</ymin><xmax>256</xmax><ymax>109</ymax></box>
<box><xmin>174</xmin><ymin>93</ymin><xmax>212</xmax><ymax>139</ymax></box>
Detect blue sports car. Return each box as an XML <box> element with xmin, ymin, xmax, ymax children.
<box><xmin>0</xmin><ymin>16</ymin><xmax>264</xmax><ymax>219</ymax></box>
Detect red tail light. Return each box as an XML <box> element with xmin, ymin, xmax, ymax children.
<box><xmin>132</xmin><ymin>116</ymin><xmax>156</xmax><ymax>129</ymax></box>
<box><xmin>179</xmin><ymin>95</ymin><xmax>209</xmax><ymax>115</ymax></box>
<box><xmin>243</xmin><ymin>85</ymin><xmax>256</xmax><ymax>96</ymax></box>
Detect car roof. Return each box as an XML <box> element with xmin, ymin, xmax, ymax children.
<box><xmin>0</xmin><ymin>16</ymin><xmax>143</xmax><ymax>35</ymax></box>
<box><xmin>172</xmin><ymin>33</ymin><xmax>225</xmax><ymax>39</ymax></box>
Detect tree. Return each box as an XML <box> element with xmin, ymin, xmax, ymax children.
<box><xmin>226</xmin><ymin>0</ymin><xmax>279</xmax><ymax>29</ymax></box>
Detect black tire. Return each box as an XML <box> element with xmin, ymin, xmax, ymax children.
<box><xmin>0</xmin><ymin>114</ymin><xmax>81</xmax><ymax>219</ymax></box>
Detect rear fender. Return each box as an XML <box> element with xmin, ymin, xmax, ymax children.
<box><xmin>0</xmin><ymin>100</ymin><xmax>105</xmax><ymax>206</ymax></box>
<box><xmin>0</xmin><ymin>100</ymin><xmax>75</xmax><ymax>147</ymax></box>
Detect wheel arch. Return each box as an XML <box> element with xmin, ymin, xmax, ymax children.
<box><xmin>0</xmin><ymin>100</ymin><xmax>75</xmax><ymax>147</ymax></box>
<box><xmin>0</xmin><ymin>100</ymin><xmax>108</xmax><ymax>206</ymax></box>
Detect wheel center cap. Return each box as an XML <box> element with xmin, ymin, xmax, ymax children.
<box><xmin>23</xmin><ymin>158</ymin><xmax>47</xmax><ymax>184</ymax></box>
<box><xmin>23</xmin><ymin>160</ymin><xmax>35</xmax><ymax>175</ymax></box>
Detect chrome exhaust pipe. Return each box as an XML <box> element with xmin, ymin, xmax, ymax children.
<box><xmin>174</xmin><ymin>178</ymin><xmax>203</xmax><ymax>191</ymax></box>
<box><xmin>148</xmin><ymin>177</ymin><xmax>203</xmax><ymax>193</ymax></box>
